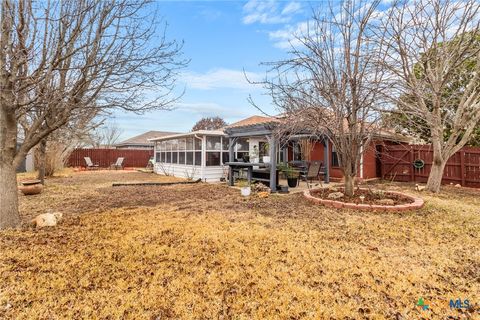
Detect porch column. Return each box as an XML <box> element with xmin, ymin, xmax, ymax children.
<box><xmin>268</xmin><ymin>135</ymin><xmax>277</xmax><ymax>192</ymax></box>
<box><xmin>323</xmin><ymin>137</ymin><xmax>330</xmax><ymax>183</ymax></box>
<box><xmin>228</xmin><ymin>137</ymin><xmax>237</xmax><ymax>186</ymax></box>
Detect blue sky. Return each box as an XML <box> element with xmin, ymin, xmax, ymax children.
<box><xmin>113</xmin><ymin>0</ymin><xmax>312</xmax><ymax>141</ymax></box>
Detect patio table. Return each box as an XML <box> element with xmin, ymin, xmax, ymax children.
<box><xmin>225</xmin><ymin>162</ymin><xmax>267</xmax><ymax>186</ymax></box>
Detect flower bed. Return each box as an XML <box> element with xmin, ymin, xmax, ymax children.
<box><xmin>304</xmin><ymin>188</ymin><xmax>424</xmax><ymax>211</ymax></box>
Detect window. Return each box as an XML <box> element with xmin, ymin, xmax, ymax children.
<box><xmin>206</xmin><ymin>152</ymin><xmax>220</xmax><ymax>166</ymax></box>
<box><xmin>332</xmin><ymin>146</ymin><xmax>340</xmax><ymax>167</ymax></box>
<box><xmin>179</xmin><ymin>151</ymin><xmax>185</xmax><ymax>165</ymax></box>
<box><xmin>160</xmin><ymin>152</ymin><xmax>165</xmax><ymax>162</ymax></box>
<box><xmin>166</xmin><ymin>152</ymin><xmax>171</xmax><ymax>163</ymax></box>
<box><xmin>155</xmin><ymin>152</ymin><xmax>160</xmax><ymax>162</ymax></box>
<box><xmin>194</xmin><ymin>151</ymin><xmax>201</xmax><ymax>166</ymax></box>
<box><xmin>293</xmin><ymin>142</ymin><xmax>302</xmax><ymax>161</ymax></box>
<box><xmin>221</xmin><ymin>137</ymin><xmax>229</xmax><ymax>164</ymax></box>
<box><xmin>206</xmin><ymin>136</ymin><xmax>221</xmax><ymax>150</ymax></box>
<box><xmin>186</xmin><ymin>152</ymin><xmax>193</xmax><ymax>165</ymax></box>
<box><xmin>236</xmin><ymin>138</ymin><xmax>249</xmax><ymax>161</ymax></box>
<box><xmin>259</xmin><ymin>141</ymin><xmax>269</xmax><ymax>158</ymax></box>
<box><xmin>172</xmin><ymin>151</ymin><xmax>178</xmax><ymax>164</ymax></box>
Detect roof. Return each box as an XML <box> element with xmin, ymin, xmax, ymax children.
<box><xmin>226</xmin><ymin>115</ymin><xmax>279</xmax><ymax>129</ymax></box>
<box><xmin>148</xmin><ymin>130</ymin><xmax>226</xmax><ymax>142</ymax></box>
<box><xmin>116</xmin><ymin>130</ymin><xmax>179</xmax><ymax>146</ymax></box>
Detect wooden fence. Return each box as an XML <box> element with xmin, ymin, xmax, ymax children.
<box><xmin>67</xmin><ymin>148</ymin><xmax>153</xmax><ymax>168</ymax></box>
<box><xmin>379</xmin><ymin>144</ymin><xmax>480</xmax><ymax>188</ymax></box>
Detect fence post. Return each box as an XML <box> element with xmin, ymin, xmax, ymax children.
<box><xmin>409</xmin><ymin>146</ymin><xmax>414</xmax><ymax>182</ymax></box>
<box><xmin>460</xmin><ymin>150</ymin><xmax>465</xmax><ymax>186</ymax></box>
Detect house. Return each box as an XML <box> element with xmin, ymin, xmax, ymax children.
<box><xmin>116</xmin><ymin>130</ymin><xmax>178</xmax><ymax>150</ymax></box>
<box><xmin>150</xmin><ymin>115</ymin><xmax>408</xmax><ymax>188</ymax></box>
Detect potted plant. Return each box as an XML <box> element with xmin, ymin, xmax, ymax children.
<box><xmin>18</xmin><ymin>179</ymin><xmax>44</xmax><ymax>195</ymax></box>
<box><xmin>282</xmin><ymin>166</ymin><xmax>300</xmax><ymax>188</ymax></box>
<box><xmin>237</xmin><ymin>179</ymin><xmax>251</xmax><ymax>197</ymax></box>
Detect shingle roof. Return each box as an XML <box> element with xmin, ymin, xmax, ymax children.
<box><xmin>116</xmin><ymin>130</ymin><xmax>180</xmax><ymax>146</ymax></box>
<box><xmin>226</xmin><ymin>115</ymin><xmax>279</xmax><ymax>128</ymax></box>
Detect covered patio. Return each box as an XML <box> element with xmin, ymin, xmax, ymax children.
<box><xmin>224</xmin><ymin>118</ymin><xmax>330</xmax><ymax>192</ymax></box>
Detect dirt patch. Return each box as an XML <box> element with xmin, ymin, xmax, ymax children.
<box><xmin>310</xmin><ymin>187</ymin><xmax>415</xmax><ymax>205</ymax></box>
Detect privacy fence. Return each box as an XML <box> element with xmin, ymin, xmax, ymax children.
<box><xmin>379</xmin><ymin>144</ymin><xmax>480</xmax><ymax>188</ymax></box>
<box><xmin>67</xmin><ymin>148</ymin><xmax>153</xmax><ymax>168</ymax></box>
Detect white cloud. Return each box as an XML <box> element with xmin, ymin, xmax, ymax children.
<box><xmin>182</xmin><ymin>68</ymin><xmax>263</xmax><ymax>90</ymax></box>
<box><xmin>268</xmin><ymin>20</ymin><xmax>310</xmax><ymax>49</ymax></box>
<box><xmin>281</xmin><ymin>2</ymin><xmax>302</xmax><ymax>15</ymax></box>
<box><xmin>176</xmin><ymin>102</ymin><xmax>253</xmax><ymax>119</ymax></box>
<box><xmin>242</xmin><ymin>0</ymin><xmax>302</xmax><ymax>25</ymax></box>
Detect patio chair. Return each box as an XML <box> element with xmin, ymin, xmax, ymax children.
<box><xmin>300</xmin><ymin>161</ymin><xmax>323</xmax><ymax>188</ymax></box>
<box><xmin>110</xmin><ymin>157</ymin><xmax>124</xmax><ymax>170</ymax></box>
<box><xmin>84</xmin><ymin>157</ymin><xmax>99</xmax><ymax>170</ymax></box>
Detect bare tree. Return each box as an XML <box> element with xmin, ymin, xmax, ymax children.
<box><xmin>250</xmin><ymin>0</ymin><xmax>388</xmax><ymax>196</ymax></box>
<box><xmin>32</xmin><ymin>109</ymin><xmax>101</xmax><ymax>184</ymax></box>
<box><xmin>381</xmin><ymin>0</ymin><xmax>480</xmax><ymax>192</ymax></box>
<box><xmin>0</xmin><ymin>0</ymin><xmax>187</xmax><ymax>229</ymax></box>
<box><xmin>89</xmin><ymin>123</ymin><xmax>124</xmax><ymax>148</ymax></box>
<box><xmin>191</xmin><ymin>116</ymin><xmax>228</xmax><ymax>131</ymax></box>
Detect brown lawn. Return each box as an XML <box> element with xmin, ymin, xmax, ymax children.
<box><xmin>1</xmin><ymin>170</ymin><xmax>479</xmax><ymax>319</ymax></box>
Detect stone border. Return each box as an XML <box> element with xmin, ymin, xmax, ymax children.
<box><xmin>303</xmin><ymin>189</ymin><xmax>424</xmax><ymax>212</ymax></box>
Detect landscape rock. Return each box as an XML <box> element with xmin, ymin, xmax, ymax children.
<box><xmin>454</xmin><ymin>184</ymin><xmax>461</xmax><ymax>188</ymax></box>
<box><xmin>31</xmin><ymin>212</ymin><xmax>63</xmax><ymax>228</ymax></box>
<box><xmin>328</xmin><ymin>192</ymin><xmax>344</xmax><ymax>199</ymax></box>
<box><xmin>375</xmin><ymin>199</ymin><xmax>395</xmax><ymax>206</ymax></box>
<box><xmin>415</xmin><ymin>184</ymin><xmax>425</xmax><ymax>191</ymax></box>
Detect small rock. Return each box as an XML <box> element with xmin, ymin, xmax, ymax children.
<box><xmin>328</xmin><ymin>192</ymin><xmax>344</xmax><ymax>199</ymax></box>
<box><xmin>415</xmin><ymin>184</ymin><xmax>425</xmax><ymax>191</ymax></box>
<box><xmin>376</xmin><ymin>198</ymin><xmax>395</xmax><ymax>206</ymax></box>
<box><xmin>455</xmin><ymin>184</ymin><xmax>461</xmax><ymax>188</ymax></box>
<box><xmin>31</xmin><ymin>212</ymin><xmax>63</xmax><ymax>228</ymax></box>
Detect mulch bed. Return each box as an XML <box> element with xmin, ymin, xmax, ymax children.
<box><xmin>310</xmin><ymin>188</ymin><xmax>415</xmax><ymax>205</ymax></box>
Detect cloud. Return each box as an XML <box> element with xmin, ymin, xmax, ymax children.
<box><xmin>268</xmin><ymin>20</ymin><xmax>310</xmax><ymax>49</ymax></box>
<box><xmin>176</xmin><ymin>102</ymin><xmax>253</xmax><ymax>119</ymax></box>
<box><xmin>182</xmin><ymin>68</ymin><xmax>263</xmax><ymax>90</ymax></box>
<box><xmin>242</xmin><ymin>0</ymin><xmax>302</xmax><ymax>25</ymax></box>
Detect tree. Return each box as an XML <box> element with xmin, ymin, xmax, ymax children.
<box><xmin>191</xmin><ymin>117</ymin><xmax>227</xmax><ymax>131</ymax></box>
<box><xmin>381</xmin><ymin>0</ymin><xmax>480</xmax><ymax>192</ymax></box>
<box><xmin>251</xmin><ymin>0</ymin><xmax>388</xmax><ymax>196</ymax></box>
<box><xmin>0</xmin><ymin>0</ymin><xmax>187</xmax><ymax>229</ymax></box>
<box><xmin>385</xmin><ymin>31</ymin><xmax>480</xmax><ymax>147</ymax></box>
<box><xmin>89</xmin><ymin>123</ymin><xmax>124</xmax><ymax>148</ymax></box>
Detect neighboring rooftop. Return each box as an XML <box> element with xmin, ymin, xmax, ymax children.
<box><xmin>226</xmin><ymin>115</ymin><xmax>279</xmax><ymax>129</ymax></box>
<box><xmin>116</xmin><ymin>130</ymin><xmax>180</xmax><ymax>147</ymax></box>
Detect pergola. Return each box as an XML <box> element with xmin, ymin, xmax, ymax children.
<box><xmin>224</xmin><ymin>122</ymin><xmax>330</xmax><ymax>192</ymax></box>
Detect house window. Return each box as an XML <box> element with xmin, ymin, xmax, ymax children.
<box><xmin>194</xmin><ymin>151</ymin><xmax>202</xmax><ymax>166</ymax></box>
<box><xmin>206</xmin><ymin>136</ymin><xmax>221</xmax><ymax>166</ymax></box>
<box><xmin>293</xmin><ymin>142</ymin><xmax>302</xmax><ymax>161</ymax></box>
<box><xmin>155</xmin><ymin>152</ymin><xmax>160</xmax><ymax>162</ymax></box>
<box><xmin>179</xmin><ymin>151</ymin><xmax>185</xmax><ymax>165</ymax></box>
<box><xmin>172</xmin><ymin>151</ymin><xmax>178</xmax><ymax>164</ymax></box>
<box><xmin>186</xmin><ymin>152</ymin><xmax>193</xmax><ymax>165</ymax></box>
<box><xmin>236</xmin><ymin>138</ymin><xmax>249</xmax><ymax>161</ymax></box>
<box><xmin>259</xmin><ymin>141</ymin><xmax>269</xmax><ymax>158</ymax></box>
<box><xmin>332</xmin><ymin>146</ymin><xmax>340</xmax><ymax>167</ymax></box>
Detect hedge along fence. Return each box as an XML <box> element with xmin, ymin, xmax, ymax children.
<box><xmin>67</xmin><ymin>148</ymin><xmax>154</xmax><ymax>168</ymax></box>
<box><xmin>379</xmin><ymin>144</ymin><xmax>480</xmax><ymax>188</ymax></box>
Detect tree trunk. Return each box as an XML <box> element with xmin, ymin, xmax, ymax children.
<box><xmin>344</xmin><ymin>174</ymin><xmax>355</xmax><ymax>197</ymax></box>
<box><xmin>426</xmin><ymin>158</ymin><xmax>446</xmax><ymax>193</ymax></box>
<box><xmin>37</xmin><ymin>139</ymin><xmax>47</xmax><ymax>184</ymax></box>
<box><xmin>0</xmin><ymin>161</ymin><xmax>21</xmax><ymax>229</ymax></box>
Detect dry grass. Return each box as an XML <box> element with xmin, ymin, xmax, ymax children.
<box><xmin>1</xmin><ymin>171</ymin><xmax>479</xmax><ymax>319</ymax></box>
